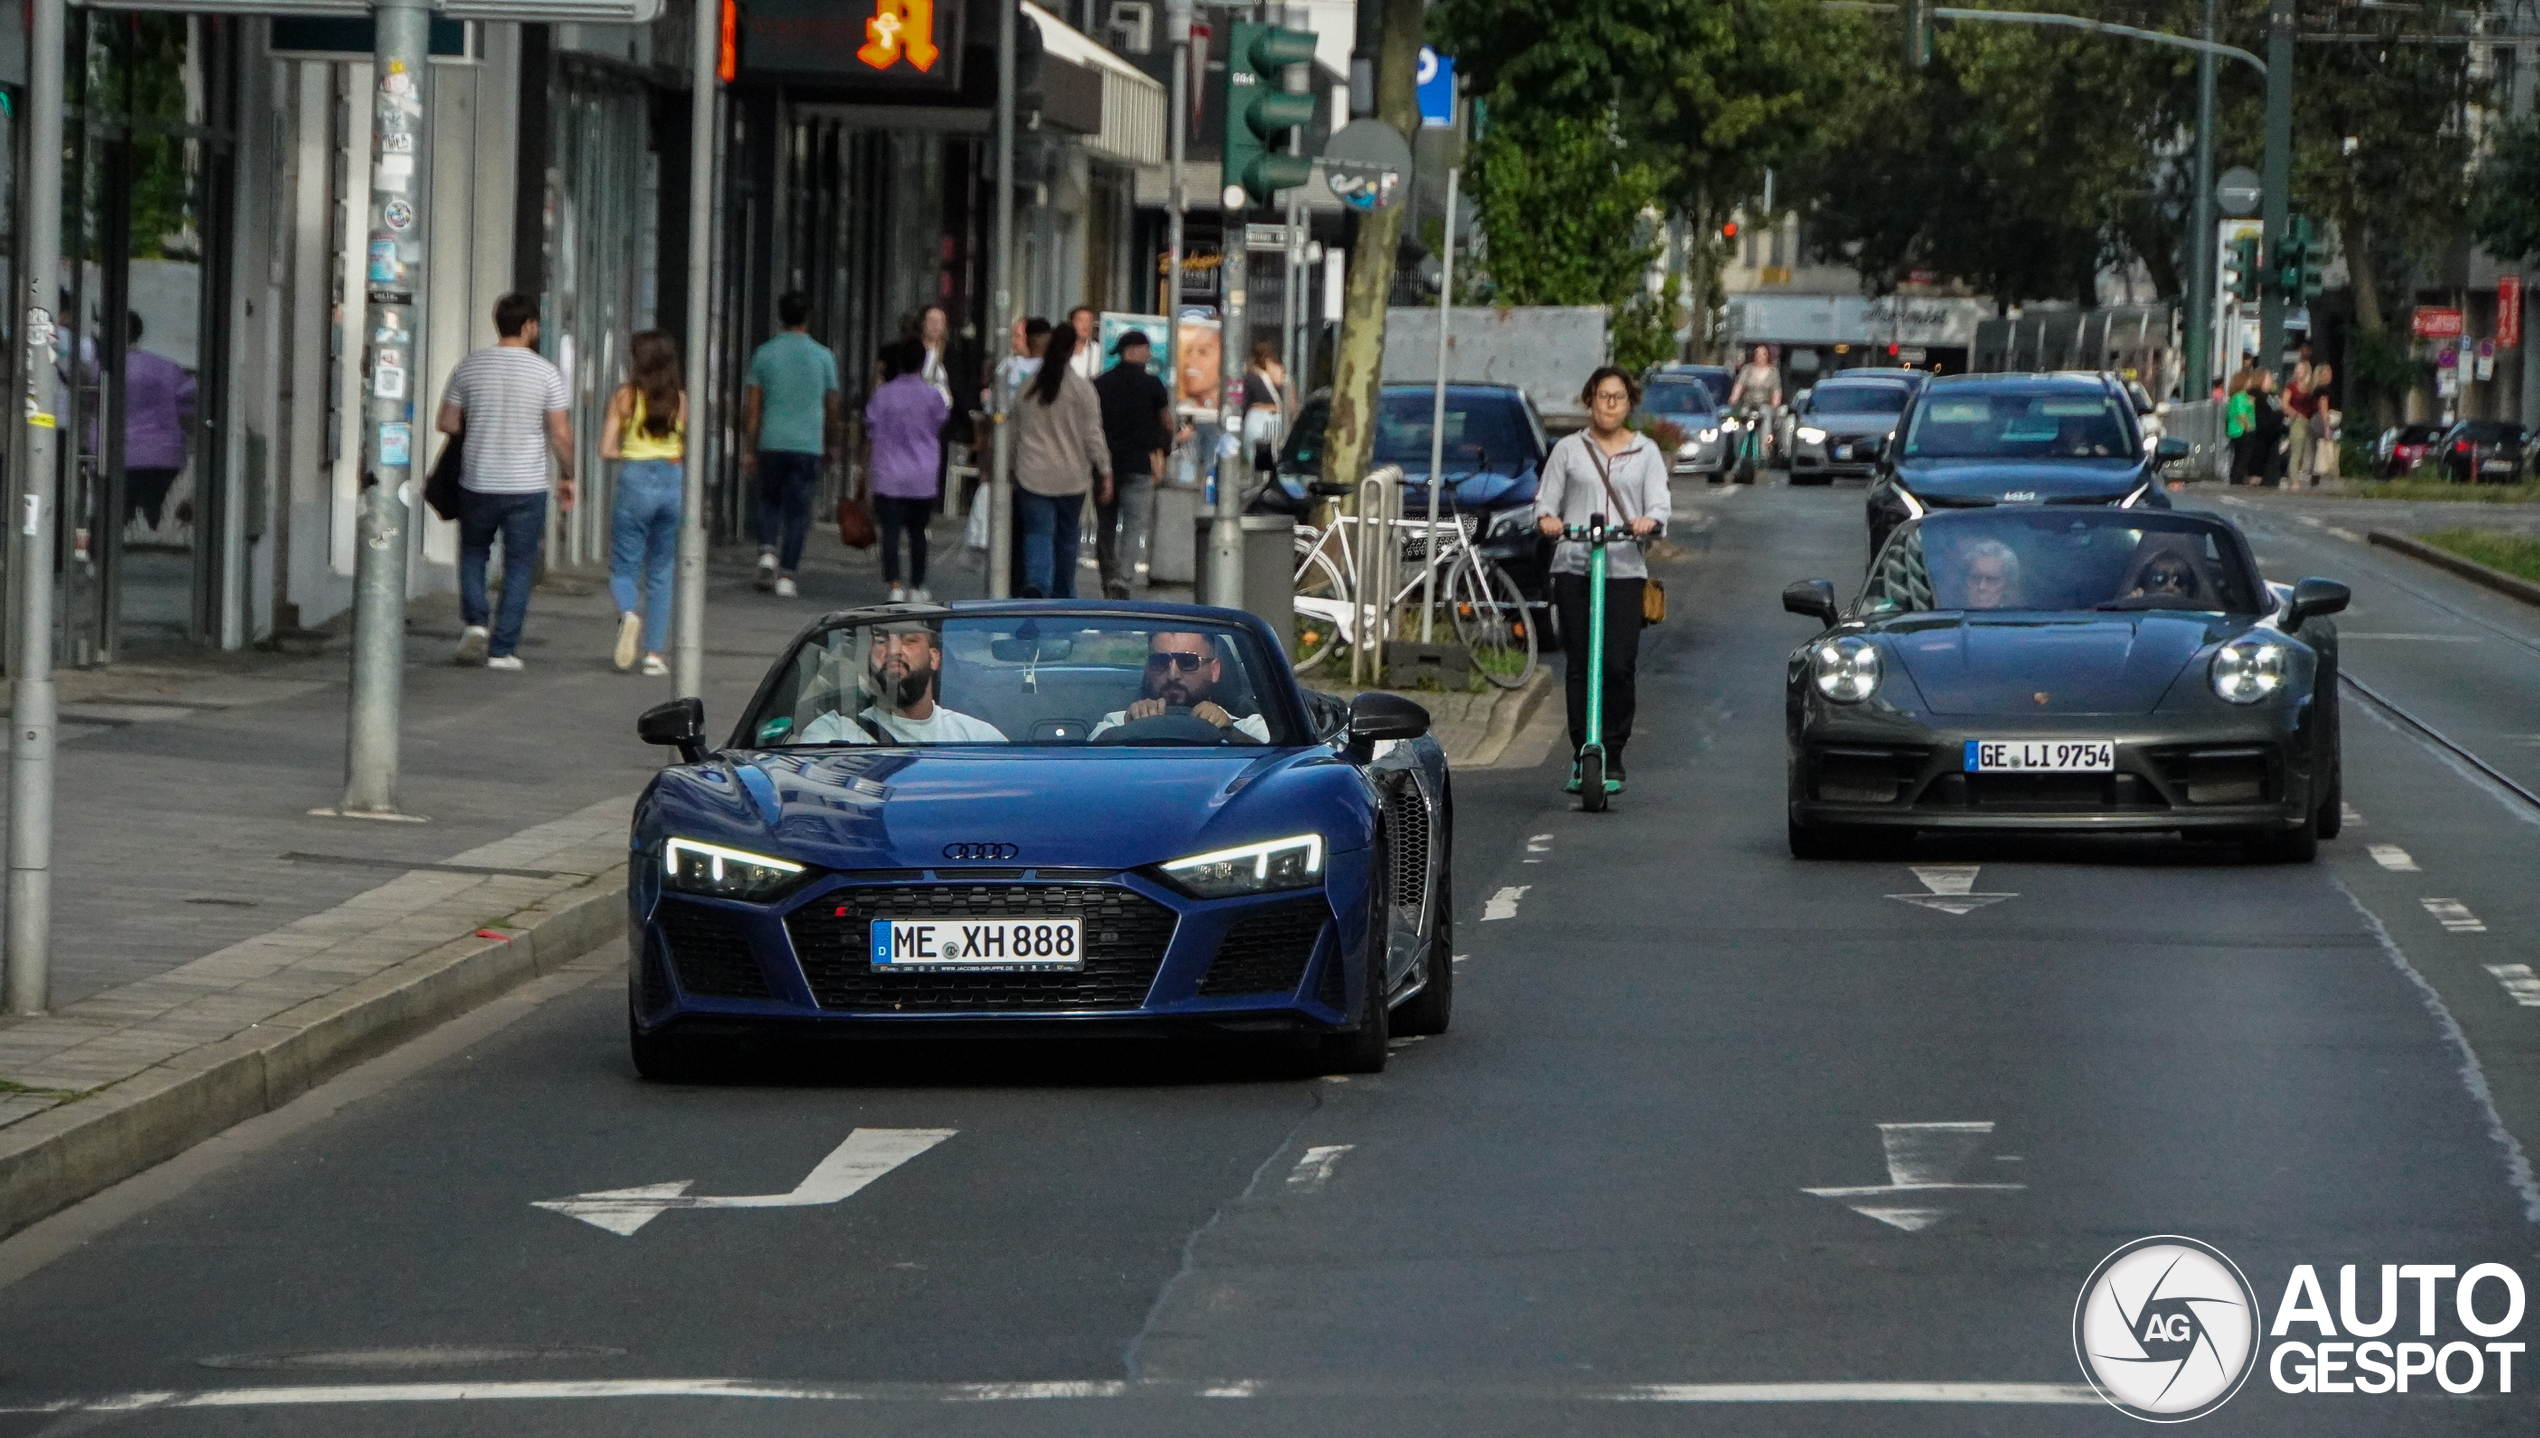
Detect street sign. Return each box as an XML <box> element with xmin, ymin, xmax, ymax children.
<box><xmin>2476</xmin><ymin>338</ymin><xmax>2496</xmax><ymax>382</ymax></box>
<box><xmin>1244</xmin><ymin>222</ymin><xmax>1293</xmax><ymax>252</ymax></box>
<box><xmin>2412</xmin><ymin>307</ymin><xmax>2465</xmax><ymax>340</ymax></box>
<box><xmin>1417</xmin><ymin>47</ymin><xmax>1455</xmax><ymax>127</ymax></box>
<box><xmin>1324</xmin><ymin>118</ymin><xmax>1412</xmax><ymax>213</ymax></box>
<box><xmin>2500</xmin><ymin>277</ymin><xmax>2523</xmax><ymax>350</ymax></box>
<box><xmin>2216</xmin><ymin>166</ymin><xmax>2262</xmax><ymax>218</ymax></box>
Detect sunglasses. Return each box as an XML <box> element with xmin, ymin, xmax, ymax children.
<box><xmin>2145</xmin><ymin>567</ymin><xmax>2194</xmax><ymax>590</ymax></box>
<box><xmin>1146</xmin><ymin>651</ymin><xmax>1210</xmax><ymax>673</ymax></box>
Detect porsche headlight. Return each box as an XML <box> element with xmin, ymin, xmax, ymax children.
<box><xmin>1796</xmin><ymin>426</ymin><xmax>1828</xmax><ymax>445</ymax></box>
<box><xmin>2209</xmin><ymin>638</ymin><xmax>2286</xmax><ymax>704</ymax></box>
<box><xmin>1159</xmin><ymin>834</ymin><xmax>1325</xmax><ymax>898</ymax></box>
<box><xmin>661</xmin><ymin>837</ymin><xmax>806</xmax><ymax>900</ymax></box>
<box><xmin>1811</xmin><ymin>636</ymin><xmax>1881</xmax><ymax>704</ymax></box>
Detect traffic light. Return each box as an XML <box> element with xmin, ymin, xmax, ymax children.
<box><xmin>1223</xmin><ymin>22</ymin><xmax>1317</xmax><ymax>207</ymax></box>
<box><xmin>2226</xmin><ymin>234</ymin><xmax>2260</xmax><ymax>302</ymax></box>
<box><xmin>2276</xmin><ymin>214</ymin><xmax>2325</xmax><ymax>301</ymax></box>
<box><xmin>1719</xmin><ymin>219</ymin><xmax>1739</xmax><ymax>242</ymax></box>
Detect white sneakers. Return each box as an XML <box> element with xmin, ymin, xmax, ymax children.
<box><xmin>613</xmin><ymin>612</ymin><xmax>642</xmax><ymax>671</ymax></box>
<box><xmin>888</xmin><ymin>585</ymin><xmax>908</xmax><ymax>603</ymax></box>
<box><xmin>912</xmin><ymin>586</ymin><xmax>932</xmax><ymax>602</ymax></box>
<box><xmin>455</xmin><ymin>625</ymin><xmax>489</xmax><ymax>665</ymax></box>
<box><xmin>774</xmin><ymin>577</ymin><xmax>798</xmax><ymax>598</ymax></box>
<box><xmin>641</xmin><ymin>655</ymin><xmax>669</xmax><ymax>677</ymax></box>
<box><xmin>754</xmin><ymin>552</ymin><xmax>778</xmax><ymax>590</ymax></box>
<box><xmin>486</xmin><ymin>655</ymin><xmax>525</xmax><ymax>672</ymax></box>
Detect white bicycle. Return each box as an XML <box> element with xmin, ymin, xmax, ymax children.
<box><xmin>1292</xmin><ymin>512</ymin><xmax>1537</xmax><ymax>689</ymax></box>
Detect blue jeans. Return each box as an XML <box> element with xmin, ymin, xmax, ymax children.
<box><xmin>1015</xmin><ymin>489</ymin><xmax>1081</xmax><ymax>598</ymax></box>
<box><xmin>609</xmin><ymin>459</ymin><xmax>682</xmax><ymax>654</ymax></box>
<box><xmin>458</xmin><ymin>488</ymin><xmax>549</xmax><ymax>658</ymax></box>
<box><xmin>756</xmin><ymin>450</ymin><xmax>820</xmax><ymax>571</ymax></box>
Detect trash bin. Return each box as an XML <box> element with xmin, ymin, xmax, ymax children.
<box><xmin>1150</xmin><ymin>483</ymin><xmax>1200</xmax><ymax>584</ymax></box>
<box><xmin>1193</xmin><ymin>514</ymin><xmax>1297</xmax><ymax>657</ymax></box>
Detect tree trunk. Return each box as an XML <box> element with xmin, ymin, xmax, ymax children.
<box><xmin>1321</xmin><ymin>0</ymin><xmax>1423</xmax><ymax>490</ymax></box>
<box><xmin>2340</xmin><ymin>211</ymin><xmax>2398</xmax><ymax>429</ymax></box>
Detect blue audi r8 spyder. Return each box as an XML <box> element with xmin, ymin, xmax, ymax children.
<box><xmin>1783</xmin><ymin>507</ymin><xmax>2349</xmax><ymax>863</ymax></box>
<box><xmin>625</xmin><ymin>602</ymin><xmax>1453</xmax><ymax>1079</ymax></box>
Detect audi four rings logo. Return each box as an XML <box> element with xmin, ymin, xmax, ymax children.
<box><xmin>942</xmin><ymin>842</ymin><xmax>1019</xmax><ymax>861</ymax></box>
<box><xmin>2075</xmin><ymin>1235</ymin><xmax>2261</xmax><ymax>1421</ymax></box>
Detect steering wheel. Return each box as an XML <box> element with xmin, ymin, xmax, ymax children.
<box><xmin>1090</xmin><ymin>705</ymin><xmax>1258</xmax><ymax>746</ymax></box>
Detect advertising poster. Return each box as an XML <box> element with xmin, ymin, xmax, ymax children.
<box><xmin>1097</xmin><ymin>312</ymin><xmax>1171</xmax><ymax>383</ymax></box>
<box><xmin>1175</xmin><ymin>316</ymin><xmax>1222</xmax><ymax>417</ymax></box>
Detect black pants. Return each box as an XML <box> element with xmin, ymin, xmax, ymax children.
<box><xmin>1553</xmin><ymin>572</ymin><xmax>1644</xmax><ymax>760</ymax></box>
<box><xmin>125</xmin><ymin>467</ymin><xmax>182</xmax><ymax>529</ymax></box>
<box><xmin>876</xmin><ymin>494</ymin><xmax>932</xmax><ymax>587</ymax></box>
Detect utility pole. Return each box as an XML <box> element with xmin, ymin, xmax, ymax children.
<box><xmin>1166</xmin><ymin>0</ymin><xmax>1191</xmax><ymax>330</ymax></box>
<box><xmin>988</xmin><ymin>0</ymin><xmax>1018</xmax><ymax>598</ymax></box>
<box><xmin>8</xmin><ymin>0</ymin><xmax>66</xmax><ymax>1013</ymax></box>
<box><xmin>2183</xmin><ymin>0</ymin><xmax>2218</xmax><ymax>399</ymax></box>
<box><xmin>337</xmin><ymin>0</ymin><xmax>431</xmax><ymax>821</ymax></box>
<box><xmin>673</xmin><ymin>0</ymin><xmax>720</xmax><ymax>698</ymax></box>
<box><xmin>1419</xmin><ymin>89</ymin><xmax>1459</xmax><ymax>642</ymax></box>
<box><xmin>2258</xmin><ymin>0</ymin><xmax>2293</xmax><ymax>375</ymax></box>
<box><xmin>1209</xmin><ymin>185</ymin><xmax>1249</xmax><ymax>609</ymax></box>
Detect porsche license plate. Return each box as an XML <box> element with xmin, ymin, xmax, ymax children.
<box><xmin>870</xmin><ymin>917</ymin><xmax>1084</xmax><ymax>972</ymax></box>
<box><xmin>1964</xmin><ymin>739</ymin><xmax>2115</xmax><ymax>773</ymax></box>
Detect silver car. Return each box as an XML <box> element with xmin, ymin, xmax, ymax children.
<box><xmin>1640</xmin><ymin>374</ymin><xmax>1730</xmax><ymax>479</ymax></box>
<box><xmin>1787</xmin><ymin>377</ymin><xmax>1915</xmax><ymax>485</ymax></box>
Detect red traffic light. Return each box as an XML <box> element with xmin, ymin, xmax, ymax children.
<box><xmin>1886</xmin><ymin>343</ymin><xmax>1899</xmax><ymax>357</ymax></box>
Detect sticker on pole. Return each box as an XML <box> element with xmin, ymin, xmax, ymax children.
<box><xmin>378</xmin><ymin>422</ymin><xmax>412</xmax><ymax>469</ymax></box>
<box><xmin>1324</xmin><ymin>119</ymin><xmax>1411</xmax><ymax>213</ymax></box>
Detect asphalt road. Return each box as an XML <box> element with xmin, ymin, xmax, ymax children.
<box><xmin>3</xmin><ymin>480</ymin><xmax>2536</xmax><ymax>1435</ymax></box>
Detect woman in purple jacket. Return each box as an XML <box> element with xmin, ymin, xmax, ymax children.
<box><xmin>865</xmin><ymin>339</ymin><xmax>950</xmax><ymax>602</ymax></box>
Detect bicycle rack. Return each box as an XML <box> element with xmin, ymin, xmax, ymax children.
<box><xmin>1350</xmin><ymin>466</ymin><xmax>1404</xmax><ymax>688</ymax></box>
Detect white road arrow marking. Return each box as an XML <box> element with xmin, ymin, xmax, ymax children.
<box><xmin>1284</xmin><ymin>1144</ymin><xmax>1354</xmax><ymax>1192</ymax></box>
<box><xmin>1803</xmin><ymin>1122</ymin><xmax>2026</xmax><ymax>1232</ymax></box>
<box><xmin>534</xmin><ymin>1128</ymin><xmax>954</xmax><ymax>1236</ymax></box>
<box><xmin>1482</xmin><ymin>885</ymin><xmax>1530</xmax><ymax>921</ymax></box>
<box><xmin>1886</xmin><ymin>865</ymin><xmax>2016</xmax><ymax>915</ymax></box>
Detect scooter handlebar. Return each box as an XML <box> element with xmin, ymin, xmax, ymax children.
<box><xmin>1558</xmin><ymin>519</ymin><xmax>1657</xmax><ymax>544</ymax></box>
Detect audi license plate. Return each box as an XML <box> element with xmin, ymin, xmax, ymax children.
<box><xmin>870</xmin><ymin>917</ymin><xmax>1084</xmax><ymax>972</ymax></box>
<box><xmin>1963</xmin><ymin>739</ymin><xmax>2115</xmax><ymax>773</ymax></box>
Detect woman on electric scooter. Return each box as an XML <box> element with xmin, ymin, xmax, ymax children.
<box><xmin>1535</xmin><ymin>366</ymin><xmax>1670</xmax><ymax>795</ymax></box>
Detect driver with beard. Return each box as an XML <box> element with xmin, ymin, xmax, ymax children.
<box><xmin>799</xmin><ymin>619</ymin><xmax>1008</xmax><ymax>743</ymax></box>
<box><xmin>1087</xmin><ymin>631</ymin><xmax>1270</xmax><ymax>743</ymax></box>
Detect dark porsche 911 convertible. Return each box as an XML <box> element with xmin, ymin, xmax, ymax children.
<box><xmin>1783</xmin><ymin>508</ymin><xmax>2349</xmax><ymax>862</ymax></box>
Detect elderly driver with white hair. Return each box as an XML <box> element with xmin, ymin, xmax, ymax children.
<box><xmin>1954</xmin><ymin>537</ymin><xmax>2023</xmax><ymax>611</ymax></box>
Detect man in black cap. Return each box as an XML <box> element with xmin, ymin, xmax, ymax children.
<box><xmin>1091</xmin><ymin>329</ymin><xmax>1174</xmax><ymax>598</ymax></box>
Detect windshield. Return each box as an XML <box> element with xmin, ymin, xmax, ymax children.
<box><xmin>743</xmin><ymin>616</ymin><xmax>1301</xmax><ymax>748</ymax></box>
<box><xmin>1372</xmin><ymin>390</ymin><xmax>1543</xmax><ymax>473</ymax></box>
<box><xmin>1859</xmin><ymin>510</ymin><xmax>2264</xmax><ymax>616</ymax></box>
<box><xmin>2454</xmin><ymin>422</ymin><xmax>2522</xmax><ymax>443</ymax></box>
<box><xmin>1642</xmin><ymin>379</ymin><xmax>1718</xmax><ymax>417</ymax></box>
<box><xmin>1902</xmin><ymin>389</ymin><xmax>2134</xmax><ymax>460</ymax></box>
<box><xmin>1809</xmin><ymin>384</ymin><xmax>1909</xmax><ymax>416</ymax></box>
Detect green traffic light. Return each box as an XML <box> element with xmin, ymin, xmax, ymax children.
<box><xmin>1223</xmin><ymin>22</ymin><xmax>1319</xmax><ymax>207</ymax></box>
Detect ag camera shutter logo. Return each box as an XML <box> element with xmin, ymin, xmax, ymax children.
<box><xmin>2074</xmin><ymin>1235</ymin><xmax>2260</xmax><ymax>1421</ymax></box>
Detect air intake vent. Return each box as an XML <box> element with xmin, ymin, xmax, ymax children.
<box><xmin>657</xmin><ymin>901</ymin><xmax>773</xmax><ymax>1000</ymax></box>
<box><xmin>1199</xmin><ymin>898</ymin><xmax>1330</xmax><ymax>997</ymax></box>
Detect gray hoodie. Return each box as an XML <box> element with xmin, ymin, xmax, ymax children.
<box><xmin>1533</xmin><ymin>429</ymin><xmax>1671</xmax><ymax>579</ymax></box>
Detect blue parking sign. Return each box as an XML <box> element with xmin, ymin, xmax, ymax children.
<box><xmin>1417</xmin><ymin>47</ymin><xmax>1454</xmax><ymax>127</ymax></box>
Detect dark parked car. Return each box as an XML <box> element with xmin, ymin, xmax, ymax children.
<box><xmin>1782</xmin><ymin>507</ymin><xmax>2348</xmax><ymax>863</ymax></box>
<box><xmin>1865</xmin><ymin>372</ymin><xmax>2183</xmax><ymax>558</ymax></box>
<box><xmin>1639</xmin><ymin>373</ymin><xmax>1728</xmax><ymax>478</ymax></box>
<box><xmin>2436</xmin><ymin>420</ymin><xmax>2531</xmax><ymax>483</ymax></box>
<box><xmin>1787</xmin><ymin>377</ymin><xmax>1914</xmax><ymax>485</ymax></box>
<box><xmin>2372</xmin><ymin>423</ymin><xmax>2445</xmax><ymax>478</ymax></box>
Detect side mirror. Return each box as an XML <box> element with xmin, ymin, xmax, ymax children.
<box><xmin>638</xmin><ymin>696</ymin><xmax>709</xmax><ymax>764</ymax></box>
<box><xmin>2284</xmin><ymin>577</ymin><xmax>2350</xmax><ymax>632</ymax></box>
<box><xmin>1346</xmin><ymin>691</ymin><xmax>1430</xmax><ymax>758</ymax></box>
<box><xmin>2156</xmin><ymin>434</ymin><xmax>2192</xmax><ymax>463</ymax></box>
<box><xmin>1783</xmin><ymin>579</ymin><xmax>1840</xmax><ymax>628</ymax></box>
<box><xmin>1793</xmin><ymin>387</ymin><xmax>1813</xmax><ymax>412</ymax></box>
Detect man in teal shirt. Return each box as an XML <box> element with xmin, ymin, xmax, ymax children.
<box><xmin>743</xmin><ymin>291</ymin><xmax>841</xmax><ymax>597</ymax></box>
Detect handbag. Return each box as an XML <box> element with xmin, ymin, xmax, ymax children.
<box><xmin>837</xmin><ymin>485</ymin><xmax>878</xmax><ymax>549</ymax></box>
<box><xmin>424</xmin><ymin>424</ymin><xmax>465</xmax><ymax>521</ymax></box>
<box><xmin>1586</xmin><ymin>439</ymin><xmax>1666</xmax><ymax>625</ymax></box>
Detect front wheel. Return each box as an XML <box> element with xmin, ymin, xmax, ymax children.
<box><xmin>1449</xmin><ymin>555</ymin><xmax>1537</xmax><ymax>690</ymax></box>
<box><xmin>1580</xmin><ymin>749</ymin><xmax>1609</xmax><ymax>813</ymax></box>
<box><xmin>1391</xmin><ymin>861</ymin><xmax>1453</xmax><ymax>1038</ymax></box>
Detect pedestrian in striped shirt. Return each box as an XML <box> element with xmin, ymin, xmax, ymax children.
<box><xmin>437</xmin><ymin>292</ymin><xmax>575</xmax><ymax>670</ymax></box>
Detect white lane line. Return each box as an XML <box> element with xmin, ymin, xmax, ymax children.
<box><xmin>1802</xmin><ymin>1122</ymin><xmax>2025</xmax><ymax>1232</ymax></box>
<box><xmin>2342</xmin><ymin>802</ymin><xmax>2365</xmax><ymax>827</ymax></box>
<box><xmin>0</xmin><ymin>1378</ymin><xmax>2108</xmax><ymax>1412</ymax></box>
<box><xmin>2327</xmin><ymin>525</ymin><xmax>2362</xmax><ymax>541</ymax></box>
<box><xmin>2297</xmin><ymin>515</ymin><xmax>2323</xmax><ymax>527</ymax></box>
<box><xmin>1450</xmin><ymin>953</ymin><xmax>1469</xmax><ymax>966</ymax></box>
<box><xmin>2341</xmin><ymin>633</ymin><xmax>2479</xmax><ymax>641</ymax></box>
<box><xmin>2486</xmin><ymin>965</ymin><xmax>2540</xmax><ymax>1007</ymax></box>
<box><xmin>533</xmin><ymin>1129</ymin><xmax>953</xmax><ymax>1236</ymax></box>
<box><xmin>2369</xmin><ymin>844</ymin><xmax>2419</xmax><ymax>871</ymax></box>
<box><xmin>1482</xmin><ymin>885</ymin><xmax>1529</xmax><ymax>921</ymax></box>
<box><xmin>1524</xmin><ymin>833</ymin><xmax>1553</xmax><ymax>863</ymax></box>
<box><xmin>2423</xmin><ymin>899</ymin><xmax>2489</xmax><ymax>934</ymax></box>
<box><xmin>1283</xmin><ymin>1145</ymin><xmax>1354</xmax><ymax>1192</ymax></box>
<box><xmin>1887</xmin><ymin>865</ymin><xmax>2015</xmax><ymax>915</ymax></box>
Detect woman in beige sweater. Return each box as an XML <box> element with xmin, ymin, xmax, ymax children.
<box><xmin>1011</xmin><ymin>323</ymin><xmax>1112</xmax><ymax>597</ymax></box>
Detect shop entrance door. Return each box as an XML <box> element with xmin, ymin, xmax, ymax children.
<box><xmin>58</xmin><ymin>12</ymin><xmax>237</xmax><ymax>665</ymax></box>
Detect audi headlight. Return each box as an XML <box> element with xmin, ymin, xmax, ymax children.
<box><xmin>1811</xmin><ymin>636</ymin><xmax>1881</xmax><ymax>704</ymax></box>
<box><xmin>661</xmin><ymin>837</ymin><xmax>806</xmax><ymax>900</ymax></box>
<box><xmin>1796</xmin><ymin>426</ymin><xmax>1828</xmax><ymax>445</ymax></box>
<box><xmin>1159</xmin><ymin>834</ymin><xmax>1325</xmax><ymax>898</ymax></box>
<box><xmin>2209</xmin><ymin>638</ymin><xmax>2286</xmax><ymax>704</ymax></box>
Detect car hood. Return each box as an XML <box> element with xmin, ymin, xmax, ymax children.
<box><xmin>641</xmin><ymin>747</ymin><xmax>1375</xmax><ymax>872</ymax></box>
<box><xmin>1875</xmin><ymin>612</ymin><xmax>2236</xmax><ymax>716</ymax></box>
<box><xmin>1395</xmin><ymin>463</ymin><xmax>1540</xmax><ymax>515</ymax></box>
<box><xmin>1894</xmin><ymin>458</ymin><xmax>2147</xmax><ymax>502</ymax></box>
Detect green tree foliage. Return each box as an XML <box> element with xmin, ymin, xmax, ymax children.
<box><xmin>2470</xmin><ymin>117</ymin><xmax>2540</xmax><ymax>265</ymax></box>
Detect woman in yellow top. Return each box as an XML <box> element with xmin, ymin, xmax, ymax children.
<box><xmin>599</xmin><ymin>331</ymin><xmax>687</xmax><ymax>675</ymax></box>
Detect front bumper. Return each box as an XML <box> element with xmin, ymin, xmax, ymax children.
<box><xmin>629</xmin><ymin>864</ymin><xmax>1375</xmax><ymax>1039</ymax></box>
<box><xmin>1788</xmin><ymin>719</ymin><xmax>2320</xmax><ymax>835</ymax></box>
<box><xmin>1790</xmin><ymin>436</ymin><xmax>1884</xmax><ymax>479</ymax></box>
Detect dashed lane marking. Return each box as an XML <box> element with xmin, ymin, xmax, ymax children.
<box><xmin>1283</xmin><ymin>1145</ymin><xmax>1354</xmax><ymax>1192</ymax></box>
<box><xmin>2297</xmin><ymin>515</ymin><xmax>2322</xmax><ymax>527</ymax></box>
<box><xmin>2369</xmin><ymin>844</ymin><xmax>2419</xmax><ymax>871</ymax></box>
<box><xmin>1524</xmin><ymin>833</ymin><xmax>1553</xmax><ymax>864</ymax></box>
<box><xmin>1482</xmin><ymin>886</ymin><xmax>1530</xmax><ymax>921</ymax></box>
<box><xmin>2328</xmin><ymin>526</ymin><xmax>2363</xmax><ymax>542</ymax></box>
<box><xmin>2486</xmin><ymin>965</ymin><xmax>2540</xmax><ymax>1007</ymax></box>
<box><xmin>2341</xmin><ymin>633</ymin><xmax>2479</xmax><ymax>642</ymax></box>
<box><xmin>2342</xmin><ymin>803</ymin><xmax>2365</xmax><ymax>827</ymax></box>
<box><xmin>2423</xmin><ymin>899</ymin><xmax>2488</xmax><ymax>934</ymax></box>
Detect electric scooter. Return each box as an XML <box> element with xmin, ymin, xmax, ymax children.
<box><xmin>1565</xmin><ymin>514</ymin><xmax>1645</xmax><ymax>814</ymax></box>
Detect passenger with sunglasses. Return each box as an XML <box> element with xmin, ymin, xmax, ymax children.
<box><xmin>1088</xmin><ymin>631</ymin><xmax>1270</xmax><ymax>743</ymax></box>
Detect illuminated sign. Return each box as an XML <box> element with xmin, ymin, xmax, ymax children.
<box><xmin>858</xmin><ymin>0</ymin><xmax>939</xmax><ymax>71</ymax></box>
<box><xmin>739</xmin><ymin>0</ymin><xmax>964</xmax><ymax>89</ymax></box>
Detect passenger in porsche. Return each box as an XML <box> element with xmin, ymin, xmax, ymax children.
<box><xmin>799</xmin><ymin>620</ymin><xmax>1008</xmax><ymax>744</ymax></box>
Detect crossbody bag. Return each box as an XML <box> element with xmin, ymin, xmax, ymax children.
<box><xmin>1585</xmin><ymin>439</ymin><xmax>1666</xmax><ymax>625</ymax></box>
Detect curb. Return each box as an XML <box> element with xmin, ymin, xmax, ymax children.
<box><xmin>1464</xmin><ymin>667</ymin><xmax>1554</xmax><ymax>769</ymax></box>
<box><xmin>0</xmin><ymin>867</ymin><xmax>627</xmax><ymax>1240</ymax></box>
<box><xmin>2367</xmin><ymin>530</ymin><xmax>2540</xmax><ymax>610</ymax></box>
